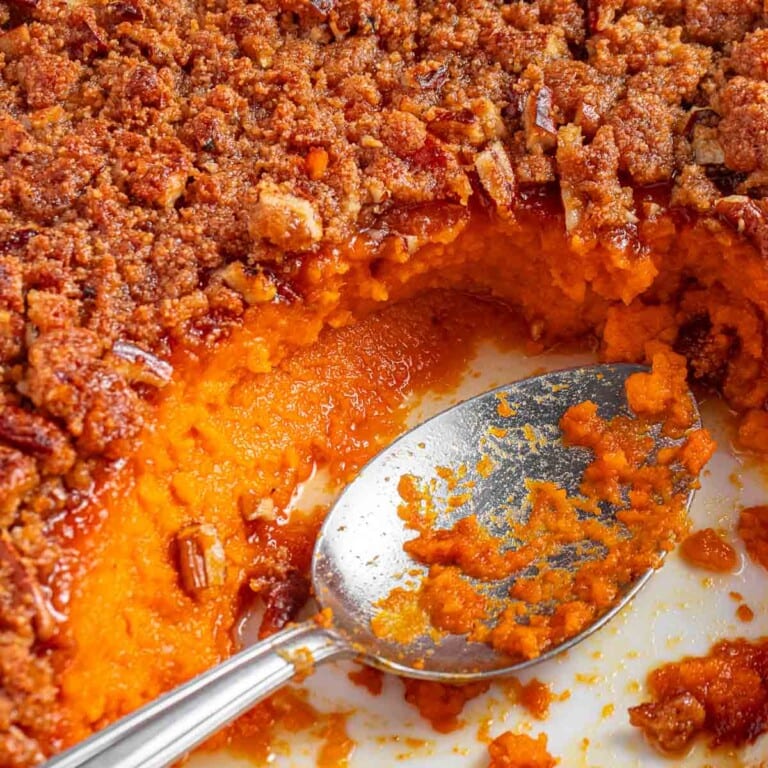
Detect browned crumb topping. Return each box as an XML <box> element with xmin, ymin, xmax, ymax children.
<box><xmin>1</xmin><ymin>0</ymin><xmax>768</xmax><ymax>763</ymax></box>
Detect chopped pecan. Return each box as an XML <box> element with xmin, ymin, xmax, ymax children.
<box><xmin>176</xmin><ymin>523</ymin><xmax>226</xmax><ymax>596</ymax></box>
<box><xmin>683</xmin><ymin>107</ymin><xmax>719</xmax><ymax>138</ymax></box>
<box><xmin>0</xmin><ymin>406</ymin><xmax>75</xmax><ymax>476</ymax></box>
<box><xmin>691</xmin><ymin>125</ymin><xmax>724</xmax><ymax>166</ymax></box>
<box><xmin>107</xmin><ymin>0</ymin><xmax>144</xmax><ymax>22</ymax></box>
<box><xmin>68</xmin><ymin>8</ymin><xmax>109</xmax><ymax>59</ymax></box>
<box><xmin>475</xmin><ymin>141</ymin><xmax>516</xmax><ymax>212</ymax></box>
<box><xmin>739</xmin><ymin>171</ymin><xmax>768</xmax><ymax>199</ymax></box>
<box><xmin>716</xmin><ymin>196</ymin><xmax>768</xmax><ymax>256</ymax></box>
<box><xmin>414</xmin><ymin>63</ymin><xmax>448</xmax><ymax>91</ymax></box>
<box><xmin>258</xmin><ymin>571</ymin><xmax>310</xmax><ymax>638</ymax></box>
<box><xmin>0</xmin><ymin>447</ymin><xmax>38</xmax><ymax>525</ymax></box>
<box><xmin>249</xmin><ymin>182</ymin><xmax>324</xmax><ymax>251</ymax></box>
<box><xmin>629</xmin><ymin>692</ymin><xmax>706</xmax><ymax>753</ymax></box>
<box><xmin>111</xmin><ymin>340</ymin><xmax>173</xmax><ymax>387</ymax></box>
<box><xmin>426</xmin><ymin>108</ymin><xmax>486</xmax><ymax>146</ymax></box>
<box><xmin>523</xmin><ymin>87</ymin><xmax>557</xmax><ymax>153</ymax></box>
<box><xmin>218</xmin><ymin>263</ymin><xmax>278</xmax><ymax>307</ymax></box>
<box><xmin>0</xmin><ymin>533</ymin><xmax>58</xmax><ymax>642</ymax></box>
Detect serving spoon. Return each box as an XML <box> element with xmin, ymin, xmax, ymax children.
<box><xmin>45</xmin><ymin>364</ymin><xmax>701</xmax><ymax>768</ymax></box>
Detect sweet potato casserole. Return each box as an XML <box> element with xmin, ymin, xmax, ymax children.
<box><xmin>2</xmin><ymin>0</ymin><xmax>768</xmax><ymax>764</ymax></box>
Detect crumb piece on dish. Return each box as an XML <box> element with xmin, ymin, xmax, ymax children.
<box><xmin>347</xmin><ymin>665</ymin><xmax>384</xmax><ymax>696</ymax></box>
<box><xmin>503</xmin><ymin>677</ymin><xmax>554</xmax><ymax>720</ymax></box>
<box><xmin>629</xmin><ymin>639</ymin><xmax>768</xmax><ymax>751</ymax></box>
<box><xmin>402</xmin><ymin>679</ymin><xmax>490</xmax><ymax>733</ymax></box>
<box><xmin>487</xmin><ymin>731</ymin><xmax>558</xmax><ymax>768</ymax></box>
<box><xmin>679</xmin><ymin>528</ymin><xmax>738</xmax><ymax>572</ymax></box>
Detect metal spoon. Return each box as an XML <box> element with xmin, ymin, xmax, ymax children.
<box><xmin>44</xmin><ymin>364</ymin><xmax>701</xmax><ymax>768</ymax></box>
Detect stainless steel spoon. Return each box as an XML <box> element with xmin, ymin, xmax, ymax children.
<box><xmin>44</xmin><ymin>364</ymin><xmax>701</xmax><ymax>768</ymax></box>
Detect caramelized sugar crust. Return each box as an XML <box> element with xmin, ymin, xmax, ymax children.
<box><xmin>2</xmin><ymin>0</ymin><xmax>768</xmax><ymax>763</ymax></box>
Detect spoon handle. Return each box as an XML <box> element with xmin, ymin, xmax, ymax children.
<box><xmin>44</xmin><ymin>622</ymin><xmax>352</xmax><ymax>768</ymax></box>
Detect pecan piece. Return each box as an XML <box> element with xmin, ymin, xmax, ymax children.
<box><xmin>691</xmin><ymin>125</ymin><xmax>724</xmax><ymax>166</ymax></box>
<box><xmin>111</xmin><ymin>340</ymin><xmax>173</xmax><ymax>387</ymax></box>
<box><xmin>716</xmin><ymin>196</ymin><xmax>768</xmax><ymax>257</ymax></box>
<box><xmin>0</xmin><ymin>446</ymin><xmax>38</xmax><ymax>524</ymax></box>
<box><xmin>69</xmin><ymin>10</ymin><xmax>109</xmax><ymax>60</ymax></box>
<box><xmin>176</xmin><ymin>523</ymin><xmax>226</xmax><ymax>597</ymax></box>
<box><xmin>475</xmin><ymin>141</ymin><xmax>516</xmax><ymax>212</ymax></box>
<box><xmin>0</xmin><ymin>406</ymin><xmax>75</xmax><ymax>476</ymax></box>
<box><xmin>219</xmin><ymin>263</ymin><xmax>278</xmax><ymax>307</ymax></box>
<box><xmin>108</xmin><ymin>0</ymin><xmax>144</xmax><ymax>22</ymax></box>
<box><xmin>249</xmin><ymin>182</ymin><xmax>323</xmax><ymax>251</ymax></box>
<box><xmin>523</xmin><ymin>87</ymin><xmax>557</xmax><ymax>153</ymax></box>
<box><xmin>427</xmin><ymin>108</ymin><xmax>486</xmax><ymax>146</ymax></box>
<box><xmin>258</xmin><ymin>571</ymin><xmax>310</xmax><ymax>638</ymax></box>
<box><xmin>0</xmin><ymin>533</ymin><xmax>57</xmax><ymax>641</ymax></box>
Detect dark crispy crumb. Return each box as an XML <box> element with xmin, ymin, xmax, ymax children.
<box><xmin>1</xmin><ymin>0</ymin><xmax>768</xmax><ymax>763</ymax></box>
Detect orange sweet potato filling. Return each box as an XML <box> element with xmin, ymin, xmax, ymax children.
<box><xmin>52</xmin><ymin>289</ymin><xmax>521</xmax><ymax>752</ymax></box>
<box><xmin>43</xmin><ymin>206</ymin><xmax>768</xmax><ymax>758</ymax></box>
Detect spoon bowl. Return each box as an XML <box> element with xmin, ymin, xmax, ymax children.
<box><xmin>45</xmin><ymin>363</ymin><xmax>701</xmax><ymax>768</ymax></box>
<box><xmin>314</xmin><ymin>363</ymin><xmax>700</xmax><ymax>681</ymax></box>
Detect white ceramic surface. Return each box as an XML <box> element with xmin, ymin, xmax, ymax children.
<box><xmin>189</xmin><ymin>342</ymin><xmax>768</xmax><ymax>768</ymax></box>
